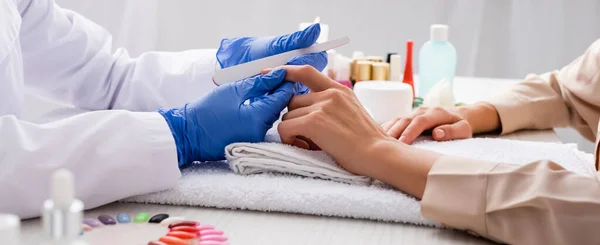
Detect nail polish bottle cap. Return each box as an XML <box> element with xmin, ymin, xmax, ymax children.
<box><xmin>430</xmin><ymin>24</ymin><xmax>449</xmax><ymax>42</ymax></box>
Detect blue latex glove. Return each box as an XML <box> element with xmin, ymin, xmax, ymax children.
<box><xmin>158</xmin><ymin>68</ymin><xmax>295</xmax><ymax>165</ymax></box>
<box><xmin>216</xmin><ymin>23</ymin><xmax>327</xmax><ymax>94</ymax></box>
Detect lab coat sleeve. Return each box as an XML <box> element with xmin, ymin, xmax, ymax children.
<box><xmin>17</xmin><ymin>0</ymin><xmax>218</xmax><ymax>111</ymax></box>
<box><xmin>0</xmin><ymin>111</ymin><xmax>180</xmax><ymax>219</ymax></box>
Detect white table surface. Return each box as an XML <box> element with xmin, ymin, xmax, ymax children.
<box><xmin>19</xmin><ymin>76</ymin><xmax>556</xmax><ymax>245</ymax></box>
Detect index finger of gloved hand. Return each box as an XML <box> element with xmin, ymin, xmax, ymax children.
<box><xmin>268</xmin><ymin>23</ymin><xmax>320</xmax><ymax>55</ymax></box>
<box><xmin>281</xmin><ymin>65</ymin><xmax>344</xmax><ymax>92</ymax></box>
<box><xmin>399</xmin><ymin>110</ymin><xmax>459</xmax><ymax>144</ymax></box>
<box><xmin>239</xmin><ymin>68</ymin><xmax>287</xmax><ymax>101</ymax></box>
<box><xmin>286</xmin><ymin>52</ymin><xmax>328</xmax><ymax>72</ymax></box>
<box><xmin>251</xmin><ymin>82</ymin><xmax>297</xmax><ymax>125</ymax></box>
<box><xmin>294</xmin><ymin>82</ymin><xmax>310</xmax><ymax>95</ymax></box>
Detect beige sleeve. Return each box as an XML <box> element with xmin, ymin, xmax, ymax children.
<box><xmin>421</xmin><ymin>156</ymin><xmax>600</xmax><ymax>245</ymax></box>
<box><xmin>486</xmin><ymin>39</ymin><xmax>600</xmax><ymax>141</ymax></box>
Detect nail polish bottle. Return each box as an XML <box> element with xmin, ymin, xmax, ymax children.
<box><xmin>40</xmin><ymin>169</ymin><xmax>88</xmax><ymax>245</ymax></box>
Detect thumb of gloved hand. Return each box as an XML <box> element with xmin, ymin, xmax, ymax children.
<box><xmin>249</xmin><ymin>81</ymin><xmax>297</xmax><ymax>122</ymax></box>
<box><xmin>216</xmin><ymin>24</ymin><xmax>321</xmax><ymax>69</ymax></box>
<box><xmin>238</xmin><ymin>68</ymin><xmax>289</xmax><ymax>101</ymax></box>
<box><xmin>267</xmin><ymin>23</ymin><xmax>321</xmax><ymax>54</ymax></box>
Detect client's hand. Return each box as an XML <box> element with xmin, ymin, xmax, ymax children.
<box><xmin>276</xmin><ymin>65</ymin><xmax>391</xmax><ymax>178</ymax></box>
<box><xmin>381</xmin><ymin>106</ymin><xmax>473</xmax><ymax>144</ymax></box>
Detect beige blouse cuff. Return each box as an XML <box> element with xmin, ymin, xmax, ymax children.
<box><xmin>421</xmin><ymin>156</ymin><xmax>502</xmax><ymax>238</ymax></box>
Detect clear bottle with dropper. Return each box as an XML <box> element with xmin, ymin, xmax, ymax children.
<box><xmin>40</xmin><ymin>169</ymin><xmax>88</xmax><ymax>245</ymax></box>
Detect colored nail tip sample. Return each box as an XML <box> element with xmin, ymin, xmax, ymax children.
<box><xmin>198</xmin><ymin>242</ymin><xmax>229</xmax><ymax>245</ymax></box>
<box><xmin>159</xmin><ymin>236</ymin><xmax>187</xmax><ymax>245</ymax></box>
<box><xmin>160</xmin><ymin>217</ymin><xmax>186</xmax><ymax>226</ymax></box>
<box><xmin>149</xmin><ymin>213</ymin><xmax>170</xmax><ymax>223</ymax></box>
<box><xmin>147</xmin><ymin>241</ymin><xmax>168</xmax><ymax>245</ymax></box>
<box><xmin>199</xmin><ymin>235</ymin><xmax>228</xmax><ymax>242</ymax></box>
<box><xmin>197</xmin><ymin>225</ymin><xmax>216</xmax><ymax>231</ymax></box>
<box><xmin>81</xmin><ymin>224</ymin><xmax>93</xmax><ymax>232</ymax></box>
<box><xmin>82</xmin><ymin>218</ymin><xmax>103</xmax><ymax>228</ymax></box>
<box><xmin>199</xmin><ymin>230</ymin><xmax>224</xmax><ymax>236</ymax></box>
<box><xmin>97</xmin><ymin>215</ymin><xmax>116</xmax><ymax>225</ymax></box>
<box><xmin>168</xmin><ymin>221</ymin><xmax>199</xmax><ymax>229</ymax></box>
<box><xmin>117</xmin><ymin>213</ymin><xmax>130</xmax><ymax>223</ymax></box>
<box><xmin>170</xmin><ymin>226</ymin><xmax>200</xmax><ymax>233</ymax></box>
<box><xmin>167</xmin><ymin>231</ymin><xmax>197</xmax><ymax>239</ymax></box>
<box><xmin>134</xmin><ymin>212</ymin><xmax>150</xmax><ymax>223</ymax></box>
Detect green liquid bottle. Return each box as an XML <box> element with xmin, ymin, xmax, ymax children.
<box><xmin>418</xmin><ymin>25</ymin><xmax>457</xmax><ymax>97</ymax></box>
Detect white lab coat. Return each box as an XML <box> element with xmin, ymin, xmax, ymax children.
<box><xmin>1</xmin><ymin>0</ymin><xmax>219</xmax><ymax>218</ymax></box>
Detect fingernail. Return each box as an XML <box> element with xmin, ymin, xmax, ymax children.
<box><xmin>435</xmin><ymin>129</ymin><xmax>445</xmax><ymax>139</ymax></box>
<box><xmin>261</xmin><ymin>68</ymin><xmax>273</xmax><ymax>74</ymax></box>
<box><xmin>268</xmin><ymin>68</ymin><xmax>286</xmax><ymax>77</ymax></box>
<box><xmin>399</xmin><ymin>136</ymin><xmax>406</xmax><ymax>143</ymax></box>
<box><xmin>293</xmin><ymin>138</ymin><xmax>310</xmax><ymax>150</ymax></box>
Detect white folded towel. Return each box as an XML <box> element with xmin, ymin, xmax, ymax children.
<box><xmin>123</xmin><ymin>134</ymin><xmax>595</xmax><ymax>227</ymax></box>
<box><xmin>225</xmin><ymin>142</ymin><xmax>372</xmax><ymax>186</ymax></box>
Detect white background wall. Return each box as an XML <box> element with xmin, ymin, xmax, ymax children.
<box><xmin>51</xmin><ymin>0</ymin><xmax>600</xmax><ymax>152</ymax></box>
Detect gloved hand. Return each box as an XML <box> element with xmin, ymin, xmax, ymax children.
<box><xmin>216</xmin><ymin>23</ymin><xmax>327</xmax><ymax>94</ymax></box>
<box><xmin>158</xmin><ymin>68</ymin><xmax>295</xmax><ymax>165</ymax></box>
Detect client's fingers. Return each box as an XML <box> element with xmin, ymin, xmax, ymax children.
<box><xmin>432</xmin><ymin>120</ymin><xmax>473</xmax><ymax>141</ymax></box>
<box><xmin>298</xmin><ymin>136</ymin><xmax>321</xmax><ymax>151</ymax></box>
<box><xmin>293</xmin><ymin>136</ymin><xmax>321</xmax><ymax>151</ymax></box>
<box><xmin>282</xmin><ymin>103</ymin><xmax>319</xmax><ymax>121</ymax></box>
<box><xmin>400</xmin><ymin>110</ymin><xmax>459</xmax><ymax>144</ymax></box>
<box><xmin>261</xmin><ymin>68</ymin><xmax>274</xmax><ymax>74</ymax></box>
<box><xmin>292</xmin><ymin>137</ymin><xmax>311</xmax><ymax>150</ymax></box>
<box><xmin>381</xmin><ymin>118</ymin><xmax>401</xmax><ymax>132</ymax></box>
<box><xmin>287</xmin><ymin>92</ymin><xmax>320</xmax><ymax>111</ymax></box>
<box><xmin>278</xmin><ymin>117</ymin><xmax>309</xmax><ymax>145</ymax></box>
<box><xmin>385</xmin><ymin>108</ymin><xmax>429</xmax><ymax>140</ymax></box>
<box><xmin>282</xmin><ymin>65</ymin><xmax>343</xmax><ymax>92</ymax></box>
<box><xmin>387</xmin><ymin>118</ymin><xmax>413</xmax><ymax>140</ymax></box>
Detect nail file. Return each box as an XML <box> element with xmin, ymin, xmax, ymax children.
<box><xmin>212</xmin><ymin>36</ymin><xmax>350</xmax><ymax>85</ymax></box>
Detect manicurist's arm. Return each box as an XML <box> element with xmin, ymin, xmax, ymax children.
<box><xmin>17</xmin><ymin>0</ymin><xmax>324</xmax><ymax>111</ymax></box>
<box><xmin>277</xmin><ymin>65</ymin><xmax>600</xmax><ymax>245</ymax></box>
<box><xmin>0</xmin><ymin>68</ymin><xmax>299</xmax><ymax>219</ymax></box>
